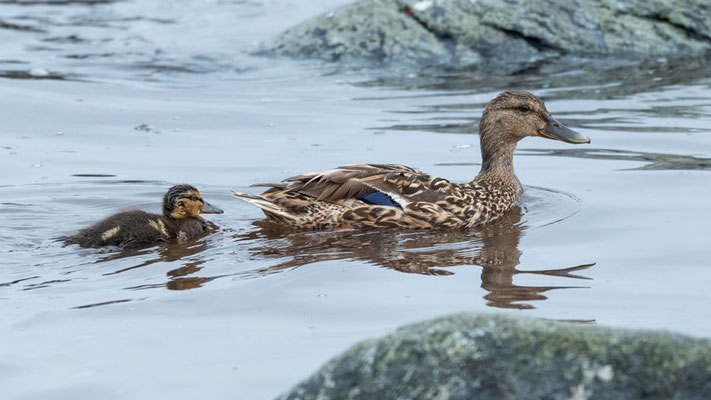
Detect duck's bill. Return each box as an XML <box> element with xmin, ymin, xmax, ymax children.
<box><xmin>200</xmin><ymin>201</ymin><xmax>224</xmax><ymax>214</ymax></box>
<box><xmin>538</xmin><ymin>118</ymin><xmax>590</xmax><ymax>144</ymax></box>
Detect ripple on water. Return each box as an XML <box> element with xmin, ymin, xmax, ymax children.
<box><xmin>1</xmin><ymin>181</ymin><xmax>589</xmax><ymax>310</ymax></box>
<box><xmin>0</xmin><ymin>0</ymin><xmax>353</xmax><ymax>85</ymax></box>
<box><xmin>232</xmin><ymin>186</ymin><xmax>590</xmax><ymax>309</ymax></box>
<box><xmin>520</xmin><ymin>148</ymin><xmax>711</xmax><ymax>171</ymax></box>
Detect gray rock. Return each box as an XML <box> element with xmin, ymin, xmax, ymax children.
<box><xmin>263</xmin><ymin>0</ymin><xmax>711</xmax><ymax>70</ymax></box>
<box><xmin>278</xmin><ymin>313</ymin><xmax>711</xmax><ymax>400</ymax></box>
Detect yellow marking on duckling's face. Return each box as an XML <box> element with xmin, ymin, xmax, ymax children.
<box><xmin>149</xmin><ymin>220</ymin><xmax>168</xmax><ymax>236</ymax></box>
<box><xmin>169</xmin><ymin>190</ymin><xmax>205</xmax><ymax>219</ymax></box>
<box><xmin>101</xmin><ymin>226</ymin><xmax>121</xmax><ymax>242</ymax></box>
<box><xmin>183</xmin><ymin>190</ymin><xmax>200</xmax><ymax>199</ymax></box>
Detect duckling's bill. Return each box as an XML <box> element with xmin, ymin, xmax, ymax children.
<box><xmin>200</xmin><ymin>201</ymin><xmax>224</xmax><ymax>214</ymax></box>
<box><xmin>538</xmin><ymin>118</ymin><xmax>590</xmax><ymax>144</ymax></box>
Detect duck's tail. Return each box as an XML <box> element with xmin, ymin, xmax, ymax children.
<box><xmin>231</xmin><ymin>191</ymin><xmax>297</xmax><ymax>221</ymax></box>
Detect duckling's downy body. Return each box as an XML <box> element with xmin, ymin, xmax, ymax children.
<box><xmin>64</xmin><ymin>185</ymin><xmax>223</xmax><ymax>248</ymax></box>
<box><xmin>233</xmin><ymin>91</ymin><xmax>589</xmax><ymax>230</ymax></box>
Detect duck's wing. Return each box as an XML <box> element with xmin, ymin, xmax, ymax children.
<box><xmin>255</xmin><ymin>163</ymin><xmax>455</xmax><ymax>208</ymax></box>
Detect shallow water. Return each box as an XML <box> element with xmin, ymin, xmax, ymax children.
<box><xmin>2</xmin><ymin>1</ymin><xmax>711</xmax><ymax>399</ymax></box>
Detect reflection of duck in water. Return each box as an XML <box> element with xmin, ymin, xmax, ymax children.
<box><xmin>233</xmin><ymin>91</ymin><xmax>589</xmax><ymax>229</ymax></box>
<box><xmin>63</xmin><ymin>185</ymin><xmax>223</xmax><ymax>249</ymax></box>
<box><xmin>238</xmin><ymin>206</ymin><xmax>594</xmax><ymax>309</ymax></box>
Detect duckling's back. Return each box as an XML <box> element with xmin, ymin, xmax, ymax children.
<box><xmin>63</xmin><ymin>210</ymin><xmax>172</xmax><ymax>249</ymax></box>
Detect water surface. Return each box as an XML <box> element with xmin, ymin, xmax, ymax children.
<box><xmin>1</xmin><ymin>1</ymin><xmax>711</xmax><ymax>399</ymax></box>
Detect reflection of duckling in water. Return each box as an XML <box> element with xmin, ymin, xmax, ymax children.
<box><xmin>63</xmin><ymin>184</ymin><xmax>223</xmax><ymax>249</ymax></box>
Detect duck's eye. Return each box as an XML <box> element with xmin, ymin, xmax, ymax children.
<box><xmin>518</xmin><ymin>105</ymin><xmax>531</xmax><ymax>112</ymax></box>
<box><xmin>189</xmin><ymin>195</ymin><xmax>198</xmax><ymax>201</ymax></box>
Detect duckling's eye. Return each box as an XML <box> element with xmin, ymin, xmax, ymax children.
<box><xmin>518</xmin><ymin>105</ymin><xmax>531</xmax><ymax>112</ymax></box>
<box><xmin>189</xmin><ymin>195</ymin><xmax>198</xmax><ymax>201</ymax></box>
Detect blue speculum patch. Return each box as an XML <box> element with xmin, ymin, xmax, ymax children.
<box><xmin>356</xmin><ymin>191</ymin><xmax>402</xmax><ymax>209</ymax></box>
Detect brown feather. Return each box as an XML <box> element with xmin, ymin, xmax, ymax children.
<box><xmin>231</xmin><ymin>91</ymin><xmax>586</xmax><ymax>230</ymax></box>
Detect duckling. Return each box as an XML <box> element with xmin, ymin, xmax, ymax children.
<box><xmin>64</xmin><ymin>184</ymin><xmax>223</xmax><ymax>248</ymax></box>
<box><xmin>232</xmin><ymin>91</ymin><xmax>589</xmax><ymax>230</ymax></box>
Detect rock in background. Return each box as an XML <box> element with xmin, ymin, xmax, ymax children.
<box><xmin>262</xmin><ymin>0</ymin><xmax>711</xmax><ymax>71</ymax></box>
<box><xmin>278</xmin><ymin>313</ymin><xmax>711</xmax><ymax>400</ymax></box>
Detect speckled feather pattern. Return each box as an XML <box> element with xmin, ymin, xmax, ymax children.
<box><xmin>233</xmin><ymin>91</ymin><xmax>585</xmax><ymax>231</ymax></box>
<box><xmin>234</xmin><ymin>164</ymin><xmax>522</xmax><ymax>230</ymax></box>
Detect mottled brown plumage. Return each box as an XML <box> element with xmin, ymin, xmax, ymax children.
<box><xmin>233</xmin><ymin>91</ymin><xmax>590</xmax><ymax>230</ymax></box>
<box><xmin>63</xmin><ymin>184</ymin><xmax>223</xmax><ymax>248</ymax></box>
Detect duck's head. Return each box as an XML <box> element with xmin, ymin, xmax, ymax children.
<box><xmin>163</xmin><ymin>184</ymin><xmax>223</xmax><ymax>219</ymax></box>
<box><xmin>480</xmin><ymin>91</ymin><xmax>590</xmax><ymax>145</ymax></box>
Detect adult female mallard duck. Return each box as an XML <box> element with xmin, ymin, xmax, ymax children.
<box><xmin>63</xmin><ymin>184</ymin><xmax>223</xmax><ymax>248</ymax></box>
<box><xmin>232</xmin><ymin>91</ymin><xmax>589</xmax><ymax>230</ymax></box>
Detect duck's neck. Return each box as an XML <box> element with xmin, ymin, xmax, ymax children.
<box><xmin>475</xmin><ymin>130</ymin><xmax>518</xmax><ymax>181</ymax></box>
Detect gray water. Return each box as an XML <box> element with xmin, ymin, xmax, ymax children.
<box><xmin>1</xmin><ymin>1</ymin><xmax>711</xmax><ymax>399</ymax></box>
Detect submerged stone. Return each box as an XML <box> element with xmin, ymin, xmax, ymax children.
<box><xmin>262</xmin><ymin>0</ymin><xmax>711</xmax><ymax>71</ymax></box>
<box><xmin>278</xmin><ymin>313</ymin><xmax>711</xmax><ymax>400</ymax></box>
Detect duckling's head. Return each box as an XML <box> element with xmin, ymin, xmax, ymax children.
<box><xmin>163</xmin><ymin>184</ymin><xmax>223</xmax><ymax>220</ymax></box>
<box><xmin>480</xmin><ymin>91</ymin><xmax>590</xmax><ymax>145</ymax></box>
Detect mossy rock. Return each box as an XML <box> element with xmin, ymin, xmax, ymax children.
<box><xmin>262</xmin><ymin>0</ymin><xmax>711</xmax><ymax>70</ymax></box>
<box><xmin>278</xmin><ymin>313</ymin><xmax>711</xmax><ymax>400</ymax></box>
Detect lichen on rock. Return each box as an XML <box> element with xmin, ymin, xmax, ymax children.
<box><xmin>262</xmin><ymin>0</ymin><xmax>711</xmax><ymax>71</ymax></box>
<box><xmin>278</xmin><ymin>313</ymin><xmax>711</xmax><ymax>400</ymax></box>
